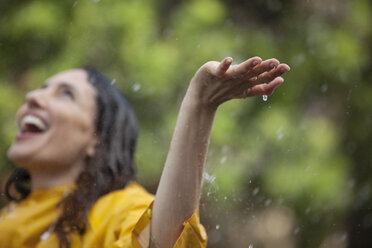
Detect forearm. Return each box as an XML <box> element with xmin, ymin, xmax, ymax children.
<box><xmin>151</xmin><ymin>83</ymin><xmax>216</xmax><ymax>248</ymax></box>
<box><xmin>149</xmin><ymin>56</ymin><xmax>289</xmax><ymax>248</ymax></box>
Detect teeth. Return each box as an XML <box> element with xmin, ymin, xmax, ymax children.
<box><xmin>21</xmin><ymin>115</ymin><xmax>47</xmax><ymax>132</ymax></box>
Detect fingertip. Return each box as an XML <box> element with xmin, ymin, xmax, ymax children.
<box><xmin>275</xmin><ymin>76</ymin><xmax>284</xmax><ymax>84</ymax></box>
<box><xmin>276</xmin><ymin>64</ymin><xmax>290</xmax><ymax>73</ymax></box>
<box><xmin>270</xmin><ymin>58</ymin><xmax>280</xmax><ymax>64</ymax></box>
<box><xmin>225</xmin><ymin>57</ymin><xmax>233</xmax><ymax>65</ymax></box>
<box><xmin>252</xmin><ymin>56</ymin><xmax>262</xmax><ymax>64</ymax></box>
<box><xmin>266</xmin><ymin>77</ymin><xmax>284</xmax><ymax>94</ymax></box>
<box><xmin>281</xmin><ymin>64</ymin><xmax>290</xmax><ymax>71</ymax></box>
<box><xmin>267</xmin><ymin>58</ymin><xmax>280</xmax><ymax>69</ymax></box>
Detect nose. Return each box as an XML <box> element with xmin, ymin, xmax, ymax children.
<box><xmin>25</xmin><ymin>89</ymin><xmax>47</xmax><ymax>109</ymax></box>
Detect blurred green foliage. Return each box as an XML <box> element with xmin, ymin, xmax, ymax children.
<box><xmin>1</xmin><ymin>0</ymin><xmax>372</xmax><ymax>247</ymax></box>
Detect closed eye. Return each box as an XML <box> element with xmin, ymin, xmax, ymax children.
<box><xmin>57</xmin><ymin>83</ymin><xmax>76</xmax><ymax>100</ymax></box>
<box><xmin>61</xmin><ymin>89</ymin><xmax>75</xmax><ymax>99</ymax></box>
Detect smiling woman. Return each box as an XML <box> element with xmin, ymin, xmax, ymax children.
<box><xmin>8</xmin><ymin>70</ymin><xmax>98</xmax><ymax>188</ymax></box>
<box><xmin>0</xmin><ymin>57</ymin><xmax>289</xmax><ymax>248</ymax></box>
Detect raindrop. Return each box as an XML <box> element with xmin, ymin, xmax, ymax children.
<box><xmin>40</xmin><ymin>231</ymin><xmax>51</xmax><ymax>241</ymax></box>
<box><xmin>276</xmin><ymin>126</ymin><xmax>284</xmax><ymax>140</ymax></box>
<box><xmin>175</xmin><ymin>37</ymin><xmax>179</xmax><ymax>41</ymax></box>
<box><xmin>73</xmin><ymin>1</ymin><xmax>78</xmax><ymax>7</ymax></box>
<box><xmin>111</xmin><ymin>79</ymin><xmax>116</xmax><ymax>85</ymax></box>
<box><xmin>340</xmin><ymin>233</ymin><xmax>348</xmax><ymax>242</ymax></box>
<box><xmin>305</xmin><ymin>207</ymin><xmax>311</xmax><ymax>214</ymax></box>
<box><xmin>262</xmin><ymin>95</ymin><xmax>268</xmax><ymax>101</ymax></box>
<box><xmin>203</xmin><ymin>172</ymin><xmax>216</xmax><ymax>184</ymax></box>
<box><xmin>197</xmin><ymin>44</ymin><xmax>201</xmax><ymax>49</ymax></box>
<box><xmin>132</xmin><ymin>83</ymin><xmax>141</xmax><ymax>92</ymax></box>
<box><xmin>293</xmin><ymin>227</ymin><xmax>300</xmax><ymax>235</ymax></box>
<box><xmin>224</xmin><ymin>196</ymin><xmax>227</xmax><ymax>200</ymax></box>
<box><xmin>92</xmin><ymin>0</ymin><xmax>100</xmax><ymax>3</ymax></box>
<box><xmin>249</xmin><ymin>245</ymin><xmax>253</xmax><ymax>248</ymax></box>
<box><xmin>216</xmin><ymin>224</ymin><xmax>220</xmax><ymax>230</ymax></box>
<box><xmin>264</xmin><ymin>199</ymin><xmax>272</xmax><ymax>206</ymax></box>
<box><xmin>220</xmin><ymin>156</ymin><xmax>227</xmax><ymax>164</ymax></box>
<box><xmin>252</xmin><ymin>187</ymin><xmax>260</xmax><ymax>196</ymax></box>
<box><xmin>321</xmin><ymin>83</ymin><xmax>328</xmax><ymax>93</ymax></box>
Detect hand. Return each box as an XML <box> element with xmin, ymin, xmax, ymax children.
<box><xmin>189</xmin><ymin>56</ymin><xmax>290</xmax><ymax>108</ymax></box>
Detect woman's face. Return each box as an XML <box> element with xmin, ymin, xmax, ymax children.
<box><xmin>7</xmin><ymin>69</ymin><xmax>98</xmax><ymax>174</ymax></box>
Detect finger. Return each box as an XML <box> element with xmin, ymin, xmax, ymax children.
<box><xmin>255</xmin><ymin>64</ymin><xmax>290</xmax><ymax>84</ymax></box>
<box><xmin>216</xmin><ymin>57</ymin><xmax>233</xmax><ymax>77</ymax></box>
<box><xmin>231</xmin><ymin>56</ymin><xmax>262</xmax><ymax>76</ymax></box>
<box><xmin>246</xmin><ymin>77</ymin><xmax>284</xmax><ymax>97</ymax></box>
<box><xmin>245</xmin><ymin>58</ymin><xmax>280</xmax><ymax>79</ymax></box>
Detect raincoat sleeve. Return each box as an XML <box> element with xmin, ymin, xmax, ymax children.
<box><xmin>111</xmin><ymin>201</ymin><xmax>207</xmax><ymax>248</ymax></box>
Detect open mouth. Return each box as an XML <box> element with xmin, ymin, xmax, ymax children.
<box><xmin>20</xmin><ymin>115</ymin><xmax>48</xmax><ymax>135</ymax></box>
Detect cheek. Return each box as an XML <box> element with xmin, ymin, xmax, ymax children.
<box><xmin>45</xmin><ymin>112</ymin><xmax>96</xmax><ymax>161</ymax></box>
<box><xmin>55</xmin><ymin>113</ymin><xmax>95</xmax><ymax>147</ymax></box>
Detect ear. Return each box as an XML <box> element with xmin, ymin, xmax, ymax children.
<box><xmin>86</xmin><ymin>133</ymin><xmax>98</xmax><ymax>158</ymax></box>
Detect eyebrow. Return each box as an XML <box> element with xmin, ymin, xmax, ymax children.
<box><xmin>57</xmin><ymin>82</ymin><xmax>77</xmax><ymax>92</ymax></box>
<box><xmin>41</xmin><ymin>82</ymin><xmax>78</xmax><ymax>95</ymax></box>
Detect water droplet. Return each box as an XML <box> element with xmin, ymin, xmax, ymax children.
<box><xmin>92</xmin><ymin>0</ymin><xmax>100</xmax><ymax>3</ymax></box>
<box><xmin>321</xmin><ymin>83</ymin><xmax>328</xmax><ymax>93</ymax></box>
<box><xmin>220</xmin><ymin>156</ymin><xmax>227</xmax><ymax>164</ymax></box>
<box><xmin>340</xmin><ymin>233</ymin><xmax>348</xmax><ymax>242</ymax></box>
<box><xmin>262</xmin><ymin>95</ymin><xmax>268</xmax><ymax>101</ymax></box>
<box><xmin>224</xmin><ymin>196</ymin><xmax>227</xmax><ymax>200</ymax></box>
<box><xmin>264</xmin><ymin>199</ymin><xmax>272</xmax><ymax>206</ymax></box>
<box><xmin>132</xmin><ymin>83</ymin><xmax>141</xmax><ymax>92</ymax></box>
<box><xmin>111</xmin><ymin>79</ymin><xmax>116</xmax><ymax>85</ymax></box>
<box><xmin>216</xmin><ymin>224</ymin><xmax>220</xmax><ymax>230</ymax></box>
<box><xmin>73</xmin><ymin>1</ymin><xmax>78</xmax><ymax>7</ymax></box>
<box><xmin>252</xmin><ymin>187</ymin><xmax>260</xmax><ymax>196</ymax></box>
<box><xmin>203</xmin><ymin>172</ymin><xmax>216</xmax><ymax>184</ymax></box>
<box><xmin>249</xmin><ymin>245</ymin><xmax>253</xmax><ymax>248</ymax></box>
<box><xmin>40</xmin><ymin>231</ymin><xmax>51</xmax><ymax>241</ymax></box>
<box><xmin>305</xmin><ymin>207</ymin><xmax>311</xmax><ymax>214</ymax></box>
<box><xmin>276</xmin><ymin>126</ymin><xmax>284</xmax><ymax>140</ymax></box>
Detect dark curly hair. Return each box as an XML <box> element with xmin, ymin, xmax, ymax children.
<box><xmin>5</xmin><ymin>66</ymin><xmax>139</xmax><ymax>248</ymax></box>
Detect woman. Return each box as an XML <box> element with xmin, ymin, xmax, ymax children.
<box><xmin>0</xmin><ymin>56</ymin><xmax>289</xmax><ymax>248</ymax></box>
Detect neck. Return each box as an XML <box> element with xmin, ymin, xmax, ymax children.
<box><xmin>28</xmin><ymin>163</ymin><xmax>83</xmax><ymax>190</ymax></box>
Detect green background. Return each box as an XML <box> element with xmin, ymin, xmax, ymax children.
<box><xmin>1</xmin><ymin>0</ymin><xmax>371</xmax><ymax>247</ymax></box>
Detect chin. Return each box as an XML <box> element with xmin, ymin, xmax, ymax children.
<box><xmin>7</xmin><ymin>147</ymin><xmax>30</xmax><ymax>168</ymax></box>
<box><xmin>7</xmin><ymin>144</ymin><xmax>41</xmax><ymax>169</ymax></box>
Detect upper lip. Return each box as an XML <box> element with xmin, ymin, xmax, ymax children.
<box><xmin>18</xmin><ymin>110</ymin><xmax>49</xmax><ymax>133</ymax></box>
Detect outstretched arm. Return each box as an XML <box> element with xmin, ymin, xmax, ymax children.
<box><xmin>151</xmin><ymin>56</ymin><xmax>290</xmax><ymax>248</ymax></box>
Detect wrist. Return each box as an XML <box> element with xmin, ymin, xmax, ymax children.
<box><xmin>184</xmin><ymin>80</ymin><xmax>219</xmax><ymax>113</ymax></box>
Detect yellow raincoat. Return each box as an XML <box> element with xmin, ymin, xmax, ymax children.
<box><xmin>0</xmin><ymin>182</ymin><xmax>207</xmax><ymax>248</ymax></box>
